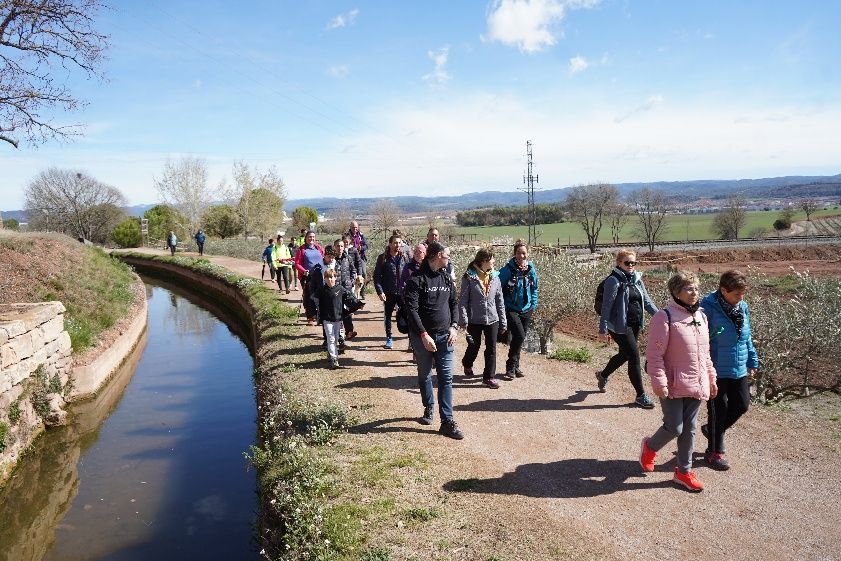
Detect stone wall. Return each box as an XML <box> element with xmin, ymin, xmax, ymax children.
<box><xmin>0</xmin><ymin>302</ymin><xmax>73</xmax><ymax>483</ymax></box>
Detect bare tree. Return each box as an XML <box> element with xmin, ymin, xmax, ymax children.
<box><xmin>712</xmin><ymin>196</ymin><xmax>747</xmax><ymax>240</ymax></box>
<box><xmin>368</xmin><ymin>199</ymin><xmax>402</xmax><ymax>246</ymax></box>
<box><xmin>606</xmin><ymin>200</ymin><xmax>631</xmax><ymax>244</ymax></box>
<box><xmin>564</xmin><ymin>183</ymin><xmax>619</xmax><ymax>253</ymax></box>
<box><xmin>24</xmin><ymin>167</ymin><xmax>126</xmax><ymax>242</ymax></box>
<box><xmin>229</xmin><ymin>161</ymin><xmax>287</xmax><ymax>237</ymax></box>
<box><xmin>629</xmin><ymin>188</ymin><xmax>671</xmax><ymax>251</ymax></box>
<box><xmin>155</xmin><ymin>156</ymin><xmax>216</xmax><ymax>235</ymax></box>
<box><xmin>800</xmin><ymin>197</ymin><xmax>820</xmax><ymax>221</ymax></box>
<box><xmin>1</xmin><ymin>0</ymin><xmax>109</xmax><ymax>148</ymax></box>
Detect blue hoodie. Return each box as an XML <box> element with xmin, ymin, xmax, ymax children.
<box><xmin>701</xmin><ymin>291</ymin><xmax>760</xmax><ymax>379</ymax></box>
<box><xmin>498</xmin><ymin>258</ymin><xmax>538</xmax><ymax>313</ymax></box>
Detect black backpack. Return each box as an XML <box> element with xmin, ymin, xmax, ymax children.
<box><xmin>594</xmin><ymin>271</ymin><xmax>626</xmax><ymax>315</ymax></box>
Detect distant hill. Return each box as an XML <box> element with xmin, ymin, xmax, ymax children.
<box><xmin>287</xmin><ymin>173</ymin><xmax>841</xmax><ymax>214</ymax></box>
<box><xmin>4</xmin><ymin>173</ymin><xmax>839</xmax><ymax>219</ymax></box>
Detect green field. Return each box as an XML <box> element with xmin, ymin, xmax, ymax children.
<box><xmin>455</xmin><ymin>208</ymin><xmax>840</xmax><ymax>245</ymax></box>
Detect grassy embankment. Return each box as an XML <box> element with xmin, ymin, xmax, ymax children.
<box><xmin>0</xmin><ymin>231</ymin><xmax>136</xmax><ymax>353</ymax></box>
<box><xmin>118</xmin><ymin>253</ymin><xmax>435</xmax><ymax>560</ymax></box>
<box><xmin>456</xmin><ymin>207</ymin><xmax>841</xmax><ymax>245</ymax></box>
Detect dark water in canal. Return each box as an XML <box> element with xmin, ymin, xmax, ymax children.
<box><xmin>0</xmin><ymin>279</ymin><xmax>257</xmax><ymax>561</ymax></box>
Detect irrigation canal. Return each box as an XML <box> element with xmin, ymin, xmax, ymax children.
<box><xmin>0</xmin><ymin>278</ymin><xmax>258</xmax><ymax>561</ymax></box>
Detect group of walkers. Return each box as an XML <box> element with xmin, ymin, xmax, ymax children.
<box><xmin>165</xmin><ymin>229</ymin><xmax>206</xmax><ymax>256</ymax></box>
<box><xmin>597</xmin><ymin>250</ymin><xmax>759</xmax><ymax>492</ymax></box>
<box><xmin>288</xmin><ymin>223</ymin><xmax>758</xmax><ymax>493</ymax></box>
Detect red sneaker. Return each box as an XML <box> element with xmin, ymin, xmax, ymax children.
<box><xmin>639</xmin><ymin>438</ymin><xmax>656</xmax><ymax>472</ymax></box>
<box><xmin>673</xmin><ymin>468</ymin><xmax>704</xmax><ymax>492</ymax></box>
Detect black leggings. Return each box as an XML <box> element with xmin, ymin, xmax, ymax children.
<box><xmin>706</xmin><ymin>376</ymin><xmax>750</xmax><ymax>454</ymax></box>
<box><xmin>602</xmin><ymin>324</ymin><xmax>645</xmax><ymax>397</ymax></box>
<box><xmin>505</xmin><ymin>309</ymin><xmax>531</xmax><ymax>372</ymax></box>
<box><xmin>462</xmin><ymin>323</ymin><xmax>499</xmax><ymax>379</ymax></box>
<box><xmin>383</xmin><ymin>293</ymin><xmax>399</xmax><ymax>338</ymax></box>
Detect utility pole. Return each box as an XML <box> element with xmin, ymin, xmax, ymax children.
<box><xmin>519</xmin><ymin>140</ymin><xmax>540</xmax><ymax>246</ymax></box>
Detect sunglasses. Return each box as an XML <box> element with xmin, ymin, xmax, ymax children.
<box><xmin>623</xmin><ymin>261</ymin><xmax>637</xmax><ymax>266</ymax></box>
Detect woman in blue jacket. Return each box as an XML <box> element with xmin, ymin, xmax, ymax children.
<box><xmin>596</xmin><ymin>250</ymin><xmax>659</xmax><ymax>409</ymax></box>
<box><xmin>701</xmin><ymin>270</ymin><xmax>759</xmax><ymax>471</ymax></box>
<box><xmin>498</xmin><ymin>240</ymin><xmax>538</xmax><ymax>378</ymax></box>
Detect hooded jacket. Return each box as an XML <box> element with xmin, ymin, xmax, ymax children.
<box><xmin>458</xmin><ymin>266</ymin><xmax>507</xmax><ymax>329</ymax></box>
<box><xmin>599</xmin><ymin>267</ymin><xmax>658</xmax><ymax>335</ymax></box>
<box><xmin>403</xmin><ymin>260</ymin><xmax>457</xmax><ymax>335</ymax></box>
<box><xmin>498</xmin><ymin>258</ymin><xmax>538</xmax><ymax>313</ymax></box>
<box><xmin>646</xmin><ymin>301</ymin><xmax>718</xmax><ymax>400</ymax></box>
<box><xmin>333</xmin><ymin>251</ymin><xmax>357</xmax><ymax>291</ymax></box>
<box><xmin>373</xmin><ymin>250</ymin><xmax>408</xmax><ymax>296</ymax></box>
<box><xmin>701</xmin><ymin>291</ymin><xmax>760</xmax><ymax>379</ymax></box>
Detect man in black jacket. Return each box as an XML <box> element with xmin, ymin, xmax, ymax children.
<box><xmin>403</xmin><ymin>241</ymin><xmax>463</xmax><ymax>439</ymax></box>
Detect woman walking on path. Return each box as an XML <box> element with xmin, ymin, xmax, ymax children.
<box><xmin>272</xmin><ymin>234</ymin><xmax>294</xmax><ymax>293</ymax></box>
<box><xmin>596</xmin><ymin>250</ymin><xmax>659</xmax><ymax>409</ymax></box>
<box><xmin>373</xmin><ymin>234</ymin><xmax>408</xmax><ymax>349</ymax></box>
<box><xmin>288</xmin><ymin>236</ymin><xmax>299</xmax><ymax>290</ymax></box>
<box><xmin>333</xmin><ymin>238</ymin><xmax>358</xmax><ymax>339</ymax></box>
<box><xmin>458</xmin><ymin>248</ymin><xmax>507</xmax><ymax>389</ymax></box>
<box><xmin>294</xmin><ymin>230</ymin><xmax>325</xmax><ymax>325</ymax></box>
<box><xmin>166</xmin><ymin>231</ymin><xmax>177</xmax><ymax>256</ymax></box>
<box><xmin>639</xmin><ymin>271</ymin><xmax>718</xmax><ymax>493</ymax></box>
<box><xmin>700</xmin><ymin>270</ymin><xmax>759</xmax><ymax>471</ymax></box>
<box><xmin>498</xmin><ymin>240</ymin><xmax>538</xmax><ymax>379</ymax></box>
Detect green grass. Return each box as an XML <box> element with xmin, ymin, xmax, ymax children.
<box><xmin>549</xmin><ymin>346</ymin><xmax>592</xmax><ymax>363</ymax></box>
<box><xmin>456</xmin><ymin>208</ymin><xmax>841</xmax><ymax>245</ymax></box>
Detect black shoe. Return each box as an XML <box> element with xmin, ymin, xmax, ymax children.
<box><xmin>502</xmin><ymin>370</ymin><xmax>516</xmax><ymax>380</ymax></box>
<box><xmin>439</xmin><ymin>419</ymin><xmax>464</xmax><ymax>440</ymax></box>
<box><xmin>634</xmin><ymin>394</ymin><xmax>655</xmax><ymax>409</ymax></box>
<box><xmin>514</xmin><ymin>367</ymin><xmax>524</xmax><ymax>378</ymax></box>
<box><xmin>596</xmin><ymin>371</ymin><xmax>608</xmax><ymax>392</ymax></box>
<box><xmin>701</xmin><ymin>423</ymin><xmax>710</xmax><ymax>441</ymax></box>
<box><xmin>419</xmin><ymin>406</ymin><xmax>434</xmax><ymax>425</ymax></box>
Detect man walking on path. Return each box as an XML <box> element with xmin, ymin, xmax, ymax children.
<box><xmin>194</xmin><ymin>230</ymin><xmax>206</xmax><ymax>256</ymax></box>
<box><xmin>373</xmin><ymin>234</ymin><xmax>408</xmax><ymax>349</ymax></box>
<box><xmin>166</xmin><ymin>231</ymin><xmax>177</xmax><ymax>256</ymax></box>
<box><xmin>403</xmin><ymin>240</ymin><xmax>463</xmax><ymax>440</ymax></box>
<box><xmin>294</xmin><ymin>230</ymin><xmax>325</xmax><ymax>325</ymax></box>
<box><xmin>423</xmin><ymin>227</ymin><xmax>454</xmax><ymax>280</ymax></box>
<box><xmin>262</xmin><ymin>238</ymin><xmax>275</xmax><ymax>281</ymax></box>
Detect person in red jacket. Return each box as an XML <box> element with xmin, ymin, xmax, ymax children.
<box><xmin>293</xmin><ymin>230</ymin><xmax>325</xmax><ymax>325</ymax></box>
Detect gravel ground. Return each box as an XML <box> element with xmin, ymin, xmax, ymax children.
<box><xmin>125</xmin><ymin>247</ymin><xmax>841</xmax><ymax>560</ymax></box>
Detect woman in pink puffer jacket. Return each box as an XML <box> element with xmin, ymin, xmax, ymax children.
<box><xmin>639</xmin><ymin>271</ymin><xmax>718</xmax><ymax>493</ymax></box>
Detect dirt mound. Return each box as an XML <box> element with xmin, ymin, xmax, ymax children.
<box><xmin>645</xmin><ymin>244</ymin><xmax>839</xmax><ymax>264</ymax></box>
<box><xmin>0</xmin><ymin>232</ymin><xmax>85</xmax><ymax>304</ymax></box>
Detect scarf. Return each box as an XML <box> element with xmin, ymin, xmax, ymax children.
<box><xmin>716</xmin><ymin>290</ymin><xmax>744</xmax><ymax>332</ymax></box>
<box><xmin>673</xmin><ymin>296</ymin><xmax>700</xmax><ymax>315</ymax></box>
<box><xmin>473</xmin><ymin>265</ymin><xmax>491</xmax><ymax>295</ymax></box>
<box><xmin>352</xmin><ymin>231</ymin><xmax>362</xmax><ymax>249</ymax></box>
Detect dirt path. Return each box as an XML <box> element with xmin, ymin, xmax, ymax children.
<box><xmin>127</xmin><ymin>248</ymin><xmax>841</xmax><ymax>560</ymax></box>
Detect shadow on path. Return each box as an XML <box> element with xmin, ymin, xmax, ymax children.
<box><xmin>454</xmin><ymin>390</ymin><xmax>634</xmax><ymax>413</ymax></box>
<box><xmin>444</xmin><ymin>458</ymin><xmax>672</xmax><ymax>499</ymax></box>
<box><xmin>349</xmin><ymin>416</ymin><xmax>435</xmax><ymax>436</ymax></box>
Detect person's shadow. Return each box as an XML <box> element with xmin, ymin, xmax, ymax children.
<box><xmin>444</xmin><ymin>458</ymin><xmax>672</xmax><ymax>498</ymax></box>
<box><xmin>455</xmin><ymin>390</ymin><xmax>634</xmax><ymax>413</ymax></box>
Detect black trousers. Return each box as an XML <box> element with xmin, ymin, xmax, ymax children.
<box><xmin>383</xmin><ymin>293</ymin><xmax>399</xmax><ymax>338</ymax></box>
<box><xmin>197</xmin><ymin>242</ymin><xmax>204</xmax><ymax>255</ymax></box>
<box><xmin>462</xmin><ymin>323</ymin><xmax>499</xmax><ymax>379</ymax></box>
<box><xmin>706</xmin><ymin>376</ymin><xmax>750</xmax><ymax>454</ymax></box>
<box><xmin>505</xmin><ymin>309</ymin><xmax>531</xmax><ymax>372</ymax></box>
<box><xmin>602</xmin><ymin>324</ymin><xmax>645</xmax><ymax>397</ymax></box>
<box><xmin>302</xmin><ymin>277</ymin><xmax>317</xmax><ymax>319</ymax></box>
<box><xmin>276</xmin><ymin>267</ymin><xmax>290</xmax><ymax>291</ymax></box>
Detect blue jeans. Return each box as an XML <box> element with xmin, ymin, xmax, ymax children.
<box><xmin>410</xmin><ymin>330</ymin><xmax>454</xmax><ymax>422</ymax></box>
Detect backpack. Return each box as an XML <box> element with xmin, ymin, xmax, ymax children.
<box><xmin>594</xmin><ymin>271</ymin><xmax>626</xmax><ymax>315</ymax></box>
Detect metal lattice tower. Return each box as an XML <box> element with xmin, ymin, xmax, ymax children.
<box><xmin>520</xmin><ymin>140</ymin><xmax>539</xmax><ymax>246</ymax></box>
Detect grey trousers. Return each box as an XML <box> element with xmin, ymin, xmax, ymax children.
<box><xmin>648</xmin><ymin>397</ymin><xmax>703</xmax><ymax>472</ymax></box>
<box><xmin>323</xmin><ymin>321</ymin><xmax>342</xmax><ymax>360</ymax></box>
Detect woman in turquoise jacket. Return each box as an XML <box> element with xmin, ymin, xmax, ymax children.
<box><xmin>497</xmin><ymin>240</ymin><xmax>538</xmax><ymax>378</ymax></box>
<box><xmin>700</xmin><ymin>270</ymin><xmax>759</xmax><ymax>471</ymax></box>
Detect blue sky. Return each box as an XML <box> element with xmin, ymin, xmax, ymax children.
<box><xmin>2</xmin><ymin>0</ymin><xmax>840</xmax><ymax>210</ymax></box>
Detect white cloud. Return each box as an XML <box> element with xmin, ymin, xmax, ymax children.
<box><xmin>482</xmin><ymin>0</ymin><xmax>600</xmax><ymax>53</ymax></box>
<box><xmin>614</xmin><ymin>94</ymin><xmax>664</xmax><ymax>123</ymax></box>
<box><xmin>568</xmin><ymin>55</ymin><xmax>588</xmax><ymax>74</ymax></box>
<box><xmin>422</xmin><ymin>47</ymin><xmax>451</xmax><ymax>86</ymax></box>
<box><xmin>327</xmin><ymin>8</ymin><xmax>359</xmax><ymax>30</ymax></box>
<box><xmin>326</xmin><ymin>65</ymin><xmax>350</xmax><ymax>78</ymax></box>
